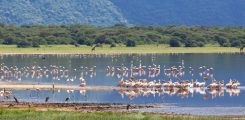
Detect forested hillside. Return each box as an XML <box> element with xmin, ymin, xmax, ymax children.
<box><xmin>0</xmin><ymin>0</ymin><xmax>127</xmax><ymax>26</ymax></box>
<box><xmin>111</xmin><ymin>0</ymin><xmax>245</xmax><ymax>26</ymax></box>
<box><xmin>0</xmin><ymin>24</ymin><xmax>244</xmax><ymax>48</ymax></box>
<box><xmin>0</xmin><ymin>0</ymin><xmax>245</xmax><ymax>26</ymax></box>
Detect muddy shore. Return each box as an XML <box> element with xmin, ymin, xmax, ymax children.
<box><xmin>0</xmin><ymin>101</ymin><xmax>244</xmax><ymax>119</ymax></box>
<box><xmin>0</xmin><ymin>101</ymin><xmax>159</xmax><ymax>112</ymax></box>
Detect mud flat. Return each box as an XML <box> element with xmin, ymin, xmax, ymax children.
<box><xmin>0</xmin><ymin>82</ymin><xmax>124</xmax><ymax>91</ymax></box>
<box><xmin>0</xmin><ymin>101</ymin><xmax>159</xmax><ymax>112</ymax></box>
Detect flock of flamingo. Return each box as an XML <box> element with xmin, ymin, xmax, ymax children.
<box><xmin>0</xmin><ymin>58</ymin><xmax>242</xmax><ymax>101</ymax></box>
<box><xmin>118</xmin><ymin>86</ymin><xmax>240</xmax><ymax>100</ymax></box>
<box><xmin>0</xmin><ymin>63</ymin><xmax>95</xmax><ymax>83</ymax></box>
<box><xmin>115</xmin><ymin>63</ymin><xmax>240</xmax><ymax>100</ymax></box>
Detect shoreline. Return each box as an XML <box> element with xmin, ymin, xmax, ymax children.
<box><xmin>0</xmin><ymin>102</ymin><xmax>244</xmax><ymax>118</ymax></box>
<box><xmin>0</xmin><ymin>45</ymin><xmax>242</xmax><ymax>54</ymax></box>
<box><xmin>0</xmin><ymin>52</ymin><xmax>243</xmax><ymax>56</ymax></box>
<box><xmin>0</xmin><ymin>101</ymin><xmax>159</xmax><ymax>112</ymax></box>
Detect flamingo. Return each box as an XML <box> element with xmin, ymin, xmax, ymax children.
<box><xmin>80</xmin><ymin>80</ymin><xmax>86</xmax><ymax>87</ymax></box>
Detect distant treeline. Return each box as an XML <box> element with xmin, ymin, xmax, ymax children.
<box><xmin>0</xmin><ymin>24</ymin><xmax>245</xmax><ymax>48</ymax></box>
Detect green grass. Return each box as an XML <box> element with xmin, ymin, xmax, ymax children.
<box><xmin>0</xmin><ymin>45</ymin><xmax>240</xmax><ymax>54</ymax></box>
<box><xmin>0</xmin><ymin>109</ymin><xmax>230</xmax><ymax>120</ymax></box>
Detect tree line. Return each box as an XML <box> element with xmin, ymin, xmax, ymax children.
<box><xmin>0</xmin><ymin>24</ymin><xmax>244</xmax><ymax>48</ymax></box>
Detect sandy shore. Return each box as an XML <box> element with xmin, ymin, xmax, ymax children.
<box><xmin>1</xmin><ymin>82</ymin><xmax>244</xmax><ymax>91</ymax></box>
<box><xmin>0</xmin><ymin>84</ymin><xmax>121</xmax><ymax>91</ymax></box>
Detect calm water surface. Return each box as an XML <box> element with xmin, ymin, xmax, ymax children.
<box><xmin>0</xmin><ymin>54</ymin><xmax>244</xmax><ymax>107</ymax></box>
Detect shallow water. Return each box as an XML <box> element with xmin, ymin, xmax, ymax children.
<box><xmin>0</xmin><ymin>54</ymin><xmax>244</xmax><ymax>107</ymax></box>
<box><xmin>138</xmin><ymin>106</ymin><xmax>245</xmax><ymax>116</ymax></box>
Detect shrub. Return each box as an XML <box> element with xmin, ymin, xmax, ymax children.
<box><xmin>185</xmin><ymin>40</ymin><xmax>204</xmax><ymax>47</ymax></box>
<box><xmin>215</xmin><ymin>36</ymin><xmax>229</xmax><ymax>47</ymax></box>
<box><xmin>17</xmin><ymin>40</ymin><xmax>31</xmax><ymax>48</ymax></box>
<box><xmin>169</xmin><ymin>39</ymin><xmax>181</xmax><ymax>47</ymax></box>
<box><xmin>77</xmin><ymin>39</ymin><xmax>85</xmax><ymax>45</ymax></box>
<box><xmin>3</xmin><ymin>37</ymin><xmax>16</xmax><ymax>45</ymax></box>
<box><xmin>126</xmin><ymin>39</ymin><xmax>136</xmax><ymax>47</ymax></box>
<box><xmin>95</xmin><ymin>43</ymin><xmax>103</xmax><ymax>47</ymax></box>
<box><xmin>231</xmin><ymin>40</ymin><xmax>241</xmax><ymax>47</ymax></box>
<box><xmin>85</xmin><ymin>41</ymin><xmax>93</xmax><ymax>46</ymax></box>
<box><xmin>110</xmin><ymin>43</ymin><xmax>116</xmax><ymax>47</ymax></box>
<box><xmin>223</xmin><ymin>43</ymin><xmax>231</xmax><ymax>47</ymax></box>
<box><xmin>196</xmin><ymin>41</ymin><xmax>205</xmax><ymax>47</ymax></box>
<box><xmin>32</xmin><ymin>42</ymin><xmax>40</xmax><ymax>47</ymax></box>
<box><xmin>74</xmin><ymin>43</ymin><xmax>80</xmax><ymax>47</ymax></box>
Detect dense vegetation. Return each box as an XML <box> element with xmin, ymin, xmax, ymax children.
<box><xmin>0</xmin><ymin>24</ymin><xmax>245</xmax><ymax>48</ymax></box>
<box><xmin>111</xmin><ymin>0</ymin><xmax>245</xmax><ymax>26</ymax></box>
<box><xmin>0</xmin><ymin>109</ymin><xmax>228</xmax><ymax>120</ymax></box>
<box><xmin>0</xmin><ymin>0</ymin><xmax>126</xmax><ymax>26</ymax></box>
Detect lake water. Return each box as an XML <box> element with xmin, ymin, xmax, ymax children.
<box><xmin>0</xmin><ymin>54</ymin><xmax>244</xmax><ymax>107</ymax></box>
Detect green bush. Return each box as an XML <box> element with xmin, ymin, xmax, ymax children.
<box><xmin>126</xmin><ymin>39</ymin><xmax>136</xmax><ymax>47</ymax></box>
<box><xmin>96</xmin><ymin>43</ymin><xmax>103</xmax><ymax>47</ymax></box>
<box><xmin>223</xmin><ymin>43</ymin><xmax>231</xmax><ymax>47</ymax></box>
<box><xmin>110</xmin><ymin>43</ymin><xmax>116</xmax><ymax>47</ymax></box>
<box><xmin>231</xmin><ymin>40</ymin><xmax>241</xmax><ymax>47</ymax></box>
<box><xmin>77</xmin><ymin>39</ymin><xmax>85</xmax><ymax>45</ymax></box>
<box><xmin>169</xmin><ymin>39</ymin><xmax>181</xmax><ymax>47</ymax></box>
<box><xmin>17</xmin><ymin>40</ymin><xmax>31</xmax><ymax>48</ymax></box>
<box><xmin>74</xmin><ymin>43</ymin><xmax>80</xmax><ymax>47</ymax></box>
<box><xmin>32</xmin><ymin>42</ymin><xmax>40</xmax><ymax>47</ymax></box>
<box><xmin>185</xmin><ymin>40</ymin><xmax>204</xmax><ymax>47</ymax></box>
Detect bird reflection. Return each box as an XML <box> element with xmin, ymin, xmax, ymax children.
<box><xmin>117</xmin><ymin>87</ymin><xmax>240</xmax><ymax>100</ymax></box>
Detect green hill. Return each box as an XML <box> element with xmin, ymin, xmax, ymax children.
<box><xmin>111</xmin><ymin>0</ymin><xmax>245</xmax><ymax>26</ymax></box>
<box><xmin>0</xmin><ymin>0</ymin><xmax>127</xmax><ymax>26</ymax></box>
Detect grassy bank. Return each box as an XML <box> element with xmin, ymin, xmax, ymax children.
<box><xmin>0</xmin><ymin>109</ymin><xmax>230</xmax><ymax>120</ymax></box>
<box><xmin>0</xmin><ymin>45</ymin><xmax>240</xmax><ymax>54</ymax></box>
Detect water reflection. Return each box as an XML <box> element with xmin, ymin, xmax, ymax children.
<box><xmin>0</xmin><ymin>88</ymin><xmax>241</xmax><ymax>104</ymax></box>
<box><xmin>118</xmin><ymin>88</ymin><xmax>240</xmax><ymax>100</ymax></box>
<box><xmin>0</xmin><ymin>54</ymin><xmax>244</xmax><ymax>106</ymax></box>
